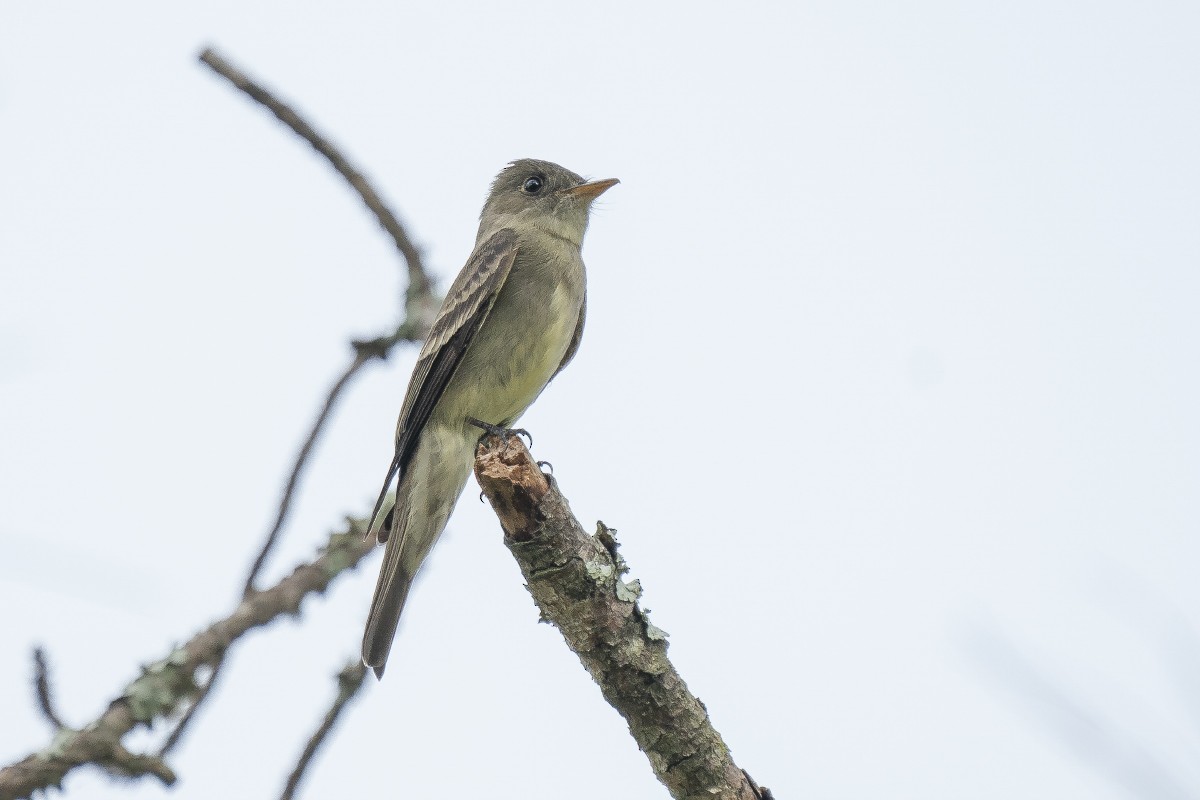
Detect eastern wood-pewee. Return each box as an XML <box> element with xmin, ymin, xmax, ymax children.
<box><xmin>362</xmin><ymin>159</ymin><xmax>617</xmax><ymax>678</ymax></box>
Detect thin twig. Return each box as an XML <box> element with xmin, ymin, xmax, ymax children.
<box><xmin>171</xmin><ymin>340</ymin><xmax>423</xmax><ymax>751</ymax></box>
<box><xmin>156</xmin><ymin>656</ymin><xmax>226</xmax><ymax>757</ymax></box>
<box><xmin>242</xmin><ymin>347</ymin><xmax>372</xmax><ymax>595</ymax></box>
<box><xmin>156</xmin><ymin>347</ymin><xmax>389</xmax><ymax>756</ymax></box>
<box><xmin>98</xmin><ymin>744</ymin><xmax>177</xmax><ymax>787</ymax></box>
<box><xmin>31</xmin><ymin>648</ymin><xmax>66</xmax><ymax>731</ymax></box>
<box><xmin>197</xmin><ymin>46</ymin><xmax>434</xmax><ymax>310</ymax></box>
<box><xmin>0</xmin><ymin>521</ymin><xmax>378</xmax><ymax>799</ymax></box>
<box><xmin>240</xmin><ymin>334</ymin><xmax>425</xmax><ymax>597</ymax></box>
<box><xmin>194</xmin><ymin>46</ymin><xmax>436</xmax><ymax>596</ymax></box>
<box><xmin>279</xmin><ymin>661</ymin><xmax>369</xmax><ymax>800</ymax></box>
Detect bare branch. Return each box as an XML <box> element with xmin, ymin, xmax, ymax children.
<box><xmin>5</xmin><ymin>45</ymin><xmax>446</xmax><ymax>800</ymax></box>
<box><xmin>243</xmin><ymin>346</ymin><xmax>373</xmax><ymax>595</ymax></box>
<box><xmin>473</xmin><ymin>436</ymin><xmax>767</xmax><ymax>800</ymax></box>
<box><xmin>147</xmin><ymin>49</ymin><xmax>440</xmax><ymax>759</ymax></box>
<box><xmin>31</xmin><ymin>648</ymin><xmax>66</xmax><ymax>732</ymax></box>
<box><xmin>0</xmin><ymin>521</ymin><xmax>378</xmax><ymax>799</ymax></box>
<box><xmin>97</xmin><ymin>745</ymin><xmax>177</xmax><ymax>788</ymax></box>
<box><xmin>241</xmin><ymin>334</ymin><xmax>430</xmax><ymax>597</ymax></box>
<box><xmin>192</xmin><ymin>46</ymin><xmax>438</xmax><ymax>595</ymax></box>
<box><xmin>155</xmin><ymin>656</ymin><xmax>225</xmax><ymax>757</ymax></box>
<box><xmin>169</xmin><ymin>339</ymin><xmax>426</xmax><ymax>752</ymax></box>
<box><xmin>280</xmin><ymin>661</ymin><xmax>369</xmax><ymax>800</ymax></box>
<box><xmin>197</xmin><ymin>46</ymin><xmax>436</xmax><ymax>324</ymax></box>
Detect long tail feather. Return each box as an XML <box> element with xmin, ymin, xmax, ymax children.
<box><xmin>366</xmin><ymin>451</ymin><xmax>402</xmax><ymax>539</ymax></box>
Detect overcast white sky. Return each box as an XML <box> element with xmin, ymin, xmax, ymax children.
<box><xmin>3</xmin><ymin>2</ymin><xmax>1199</xmax><ymax>798</ymax></box>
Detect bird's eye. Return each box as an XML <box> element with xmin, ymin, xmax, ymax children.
<box><xmin>522</xmin><ymin>176</ymin><xmax>544</xmax><ymax>194</ymax></box>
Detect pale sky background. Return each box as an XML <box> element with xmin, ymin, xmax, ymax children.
<box><xmin>3</xmin><ymin>2</ymin><xmax>1199</xmax><ymax>798</ymax></box>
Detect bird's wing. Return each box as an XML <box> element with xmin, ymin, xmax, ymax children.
<box><xmin>366</xmin><ymin>228</ymin><xmax>520</xmax><ymax>535</ymax></box>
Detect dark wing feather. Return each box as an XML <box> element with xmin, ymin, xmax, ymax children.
<box><xmin>366</xmin><ymin>228</ymin><xmax>520</xmax><ymax>535</ymax></box>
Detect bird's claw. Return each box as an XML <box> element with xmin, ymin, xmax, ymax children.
<box><xmin>536</xmin><ymin>460</ymin><xmax>554</xmax><ymax>474</ymax></box>
<box><xmin>466</xmin><ymin>417</ymin><xmax>533</xmax><ymax>448</ymax></box>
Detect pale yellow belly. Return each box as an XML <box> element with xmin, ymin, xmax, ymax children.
<box><xmin>434</xmin><ymin>278</ymin><xmax>582</xmax><ymax>430</ymax></box>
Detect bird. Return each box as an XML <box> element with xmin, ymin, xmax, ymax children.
<box><xmin>361</xmin><ymin>158</ymin><xmax>618</xmax><ymax>678</ymax></box>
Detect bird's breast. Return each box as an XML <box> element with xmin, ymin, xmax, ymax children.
<box><xmin>437</xmin><ymin>252</ymin><xmax>584</xmax><ymax>427</ymax></box>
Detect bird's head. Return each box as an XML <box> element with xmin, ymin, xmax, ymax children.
<box><xmin>479</xmin><ymin>158</ymin><xmax>618</xmax><ymax>246</ymax></box>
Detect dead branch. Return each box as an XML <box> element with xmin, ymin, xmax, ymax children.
<box><xmin>150</xmin><ymin>48</ymin><xmax>440</xmax><ymax>758</ymax></box>
<box><xmin>473</xmin><ymin>435</ymin><xmax>770</xmax><ymax>800</ymax></box>
<box><xmin>30</xmin><ymin>648</ymin><xmax>66</xmax><ymax>733</ymax></box>
<box><xmin>279</xmin><ymin>661</ymin><xmax>370</xmax><ymax>800</ymax></box>
<box><xmin>0</xmin><ymin>522</ymin><xmax>377</xmax><ymax>800</ymax></box>
<box><xmin>198</xmin><ymin>46</ymin><xmax>435</xmax><ymax>321</ymax></box>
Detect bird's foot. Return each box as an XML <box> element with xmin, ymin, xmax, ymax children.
<box><xmin>466</xmin><ymin>417</ymin><xmax>533</xmax><ymax>448</ymax></box>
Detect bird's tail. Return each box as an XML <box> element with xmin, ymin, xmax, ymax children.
<box><xmin>361</xmin><ymin>537</ymin><xmax>414</xmax><ymax>678</ymax></box>
<box><xmin>361</xmin><ymin>428</ymin><xmax>475</xmax><ymax>678</ymax></box>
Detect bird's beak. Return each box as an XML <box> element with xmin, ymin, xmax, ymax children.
<box><xmin>563</xmin><ymin>178</ymin><xmax>620</xmax><ymax>201</ymax></box>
